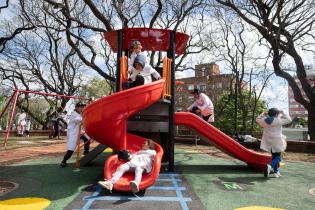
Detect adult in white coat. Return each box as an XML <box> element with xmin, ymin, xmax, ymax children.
<box><xmin>98</xmin><ymin>139</ymin><xmax>156</xmax><ymax>193</ymax></box>
<box><xmin>256</xmin><ymin>108</ymin><xmax>291</xmax><ymax>177</ymax></box>
<box><xmin>187</xmin><ymin>88</ymin><xmax>214</xmax><ymax>122</ymax></box>
<box><xmin>60</xmin><ymin>102</ymin><xmax>88</xmax><ymax>168</ymax></box>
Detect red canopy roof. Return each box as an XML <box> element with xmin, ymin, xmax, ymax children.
<box><xmin>104</xmin><ymin>28</ymin><xmax>189</xmax><ymax>55</ymax></box>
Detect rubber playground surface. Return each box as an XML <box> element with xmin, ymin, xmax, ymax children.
<box><xmin>0</xmin><ymin>144</ymin><xmax>315</xmax><ymax>210</ymax></box>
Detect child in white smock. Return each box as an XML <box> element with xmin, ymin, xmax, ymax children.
<box><xmin>256</xmin><ymin>108</ymin><xmax>291</xmax><ymax>178</ymax></box>
<box><xmin>124</xmin><ymin>55</ymin><xmax>161</xmax><ymax>89</ymax></box>
<box><xmin>60</xmin><ymin>102</ymin><xmax>89</xmax><ymax>167</ymax></box>
<box><xmin>98</xmin><ymin>139</ymin><xmax>156</xmax><ymax>193</ymax></box>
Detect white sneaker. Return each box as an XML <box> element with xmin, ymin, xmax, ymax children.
<box><xmin>98</xmin><ymin>180</ymin><xmax>113</xmax><ymax>193</ymax></box>
<box><xmin>274</xmin><ymin>171</ymin><xmax>281</xmax><ymax>178</ymax></box>
<box><xmin>130</xmin><ymin>181</ymin><xmax>139</xmax><ymax>193</ymax></box>
<box><xmin>264</xmin><ymin>164</ymin><xmax>272</xmax><ymax>178</ymax></box>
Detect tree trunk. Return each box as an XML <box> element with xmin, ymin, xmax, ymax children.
<box><xmin>308</xmin><ymin>109</ymin><xmax>315</xmax><ymax>141</ymax></box>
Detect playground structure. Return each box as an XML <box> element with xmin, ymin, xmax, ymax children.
<box><xmin>82</xmin><ymin>28</ymin><xmax>271</xmax><ymax>192</ymax></box>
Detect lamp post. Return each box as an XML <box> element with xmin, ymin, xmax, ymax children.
<box><xmin>234</xmin><ymin>70</ymin><xmax>239</xmax><ymax>133</ymax></box>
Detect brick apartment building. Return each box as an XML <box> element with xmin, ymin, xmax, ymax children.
<box><xmin>175</xmin><ymin>63</ymin><xmax>236</xmax><ymax>112</ymax></box>
<box><xmin>288</xmin><ymin>67</ymin><xmax>315</xmax><ymax>119</ymax></box>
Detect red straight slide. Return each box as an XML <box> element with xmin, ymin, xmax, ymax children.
<box><xmin>174</xmin><ymin>112</ymin><xmax>271</xmax><ymax>171</ymax></box>
<box><xmin>82</xmin><ymin>80</ymin><xmax>164</xmax><ymax>192</ymax></box>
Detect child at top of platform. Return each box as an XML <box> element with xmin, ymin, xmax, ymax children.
<box><xmin>98</xmin><ymin>139</ymin><xmax>156</xmax><ymax>193</ymax></box>
<box><xmin>256</xmin><ymin>108</ymin><xmax>291</xmax><ymax>178</ymax></box>
<box><xmin>128</xmin><ymin>40</ymin><xmax>148</xmax><ymax>72</ymax></box>
<box><xmin>124</xmin><ymin>54</ymin><xmax>161</xmax><ymax>89</ymax></box>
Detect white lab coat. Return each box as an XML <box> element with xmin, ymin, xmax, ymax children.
<box><xmin>256</xmin><ymin>112</ymin><xmax>292</xmax><ymax>153</ymax></box>
<box><xmin>129</xmin><ymin>65</ymin><xmax>161</xmax><ymax>84</ymax></box>
<box><xmin>188</xmin><ymin>93</ymin><xmax>214</xmax><ymax>122</ymax></box>
<box><xmin>67</xmin><ymin>111</ymin><xmax>82</xmax><ymax>151</ymax></box>
<box><xmin>129</xmin><ymin>149</ymin><xmax>156</xmax><ymax>173</ymax></box>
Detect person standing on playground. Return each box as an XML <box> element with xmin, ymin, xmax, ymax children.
<box><xmin>53</xmin><ymin>112</ymin><xmax>68</xmax><ymax>139</ymax></box>
<box><xmin>60</xmin><ymin>102</ymin><xmax>90</xmax><ymax>168</ymax></box>
<box><xmin>256</xmin><ymin>108</ymin><xmax>291</xmax><ymax>178</ymax></box>
<box><xmin>124</xmin><ymin>54</ymin><xmax>161</xmax><ymax>89</ymax></box>
<box><xmin>98</xmin><ymin>139</ymin><xmax>156</xmax><ymax>193</ymax></box>
<box><xmin>59</xmin><ymin>111</ymin><xmax>68</xmax><ymax>133</ymax></box>
<box><xmin>16</xmin><ymin>111</ymin><xmax>26</xmax><ymax>136</ymax></box>
<box><xmin>25</xmin><ymin>119</ymin><xmax>31</xmax><ymax>137</ymax></box>
<box><xmin>186</xmin><ymin>88</ymin><xmax>214</xmax><ymax>123</ymax></box>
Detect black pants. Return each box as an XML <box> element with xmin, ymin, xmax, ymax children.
<box><xmin>61</xmin><ymin>134</ymin><xmax>90</xmax><ymax>164</ymax></box>
<box><xmin>80</xmin><ymin>134</ymin><xmax>90</xmax><ymax>154</ymax></box>
<box><xmin>53</xmin><ymin>122</ymin><xmax>60</xmax><ymax>138</ymax></box>
<box><xmin>123</xmin><ymin>75</ymin><xmax>145</xmax><ymax>89</ymax></box>
<box><xmin>190</xmin><ymin>106</ymin><xmax>211</xmax><ymax>122</ymax></box>
<box><xmin>202</xmin><ymin>115</ymin><xmax>211</xmax><ymax>122</ymax></box>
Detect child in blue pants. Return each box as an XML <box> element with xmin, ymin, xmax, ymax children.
<box><xmin>256</xmin><ymin>108</ymin><xmax>291</xmax><ymax>178</ymax></box>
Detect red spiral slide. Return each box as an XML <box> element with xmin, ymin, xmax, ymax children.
<box><xmin>82</xmin><ymin>80</ymin><xmax>164</xmax><ymax>192</ymax></box>
<box><xmin>174</xmin><ymin>112</ymin><xmax>271</xmax><ymax>171</ymax></box>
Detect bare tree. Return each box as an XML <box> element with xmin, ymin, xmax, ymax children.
<box><xmin>0</xmin><ymin>26</ymin><xmax>85</xmax><ymax>128</ymax></box>
<box><xmin>215</xmin><ymin>0</ymin><xmax>315</xmax><ymax>140</ymax></box>
<box><xmin>211</xmin><ymin>9</ymin><xmax>273</xmax><ymax>134</ymax></box>
<box><xmin>25</xmin><ymin>0</ymin><xmax>211</xmax><ymax>79</ymax></box>
<box><xmin>0</xmin><ymin>0</ymin><xmax>35</xmax><ymax>53</ymax></box>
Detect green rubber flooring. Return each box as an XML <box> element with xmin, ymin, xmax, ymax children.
<box><xmin>175</xmin><ymin>148</ymin><xmax>315</xmax><ymax>210</ymax></box>
<box><xmin>1</xmin><ymin>147</ymin><xmax>315</xmax><ymax>210</ymax></box>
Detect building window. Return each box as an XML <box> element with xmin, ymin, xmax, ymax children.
<box><xmin>201</xmin><ymin>67</ymin><xmax>206</xmax><ymax>76</ymax></box>
<box><xmin>187</xmin><ymin>84</ymin><xmax>194</xmax><ymax>91</ymax></box>
<box><xmin>289</xmin><ymin>98</ymin><xmax>295</xmax><ymax>102</ymax></box>
<box><xmin>188</xmin><ymin>96</ymin><xmax>194</xmax><ymax>104</ymax></box>
<box><xmin>217</xmin><ymin>82</ymin><xmax>222</xmax><ymax>89</ymax></box>
<box><xmin>290</xmin><ymin>104</ymin><xmax>299</xmax><ymax>108</ymax></box>
<box><xmin>200</xmin><ymin>84</ymin><xmax>206</xmax><ymax>92</ymax></box>
<box><xmin>178</xmin><ymin>96</ymin><xmax>183</xmax><ymax>103</ymax></box>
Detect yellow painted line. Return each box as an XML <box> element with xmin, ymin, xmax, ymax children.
<box><xmin>235</xmin><ymin>206</ymin><xmax>285</xmax><ymax>210</ymax></box>
<box><xmin>0</xmin><ymin>197</ymin><xmax>50</xmax><ymax>210</ymax></box>
<box><xmin>104</xmin><ymin>148</ymin><xmax>113</xmax><ymax>153</ymax></box>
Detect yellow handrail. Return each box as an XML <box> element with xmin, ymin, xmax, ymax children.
<box><xmin>75</xmin><ymin>125</ymin><xmax>82</xmax><ymax>168</ymax></box>
<box><xmin>162</xmin><ymin>57</ymin><xmax>172</xmax><ymax>98</ymax></box>
<box><xmin>75</xmin><ymin>130</ymin><xmax>95</xmax><ymax>168</ymax></box>
<box><xmin>120</xmin><ymin>56</ymin><xmax>128</xmax><ymax>91</ymax></box>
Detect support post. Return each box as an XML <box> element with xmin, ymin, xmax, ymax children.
<box><xmin>115</xmin><ymin>30</ymin><xmax>123</xmax><ymax>92</ymax></box>
<box><xmin>168</xmin><ymin>31</ymin><xmax>176</xmax><ymax>172</ymax></box>
<box><xmin>0</xmin><ymin>91</ymin><xmax>16</xmax><ymax>120</ymax></box>
<box><xmin>4</xmin><ymin>90</ymin><xmax>19</xmax><ymax>148</ymax></box>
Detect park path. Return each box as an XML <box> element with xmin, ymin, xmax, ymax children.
<box><xmin>0</xmin><ymin>140</ymin><xmax>67</xmax><ymax>165</ymax></box>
